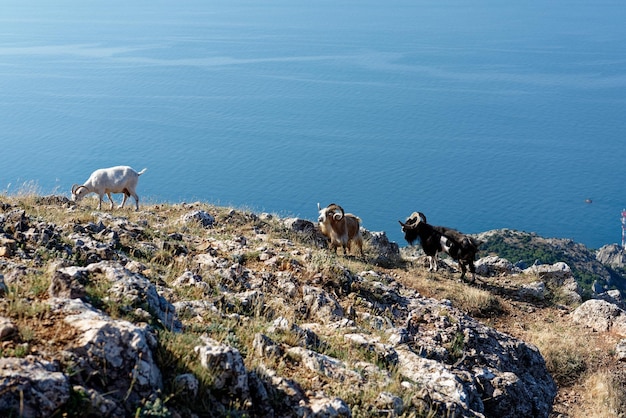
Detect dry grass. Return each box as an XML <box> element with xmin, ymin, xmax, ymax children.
<box><xmin>2</xmin><ymin>193</ymin><xmax>626</xmax><ymax>417</ymax></box>
<box><xmin>571</xmin><ymin>370</ymin><xmax>626</xmax><ymax>418</ymax></box>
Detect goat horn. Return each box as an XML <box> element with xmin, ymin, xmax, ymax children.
<box><xmin>71</xmin><ymin>184</ymin><xmax>80</xmax><ymax>194</ymax></box>
<box><xmin>327</xmin><ymin>203</ymin><xmax>344</xmax><ymax>221</ymax></box>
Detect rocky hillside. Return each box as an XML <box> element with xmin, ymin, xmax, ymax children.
<box><xmin>0</xmin><ymin>195</ymin><xmax>625</xmax><ymax>417</ymax></box>
<box><xmin>475</xmin><ymin>229</ymin><xmax>626</xmax><ymax>297</ymax></box>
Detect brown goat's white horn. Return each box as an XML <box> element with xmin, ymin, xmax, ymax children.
<box><xmin>330</xmin><ymin>204</ymin><xmax>345</xmax><ymax>221</ymax></box>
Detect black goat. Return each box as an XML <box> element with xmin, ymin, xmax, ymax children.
<box><xmin>398</xmin><ymin>212</ymin><xmax>443</xmax><ymax>273</ymax></box>
<box><xmin>399</xmin><ymin>212</ymin><xmax>481</xmax><ymax>282</ymax></box>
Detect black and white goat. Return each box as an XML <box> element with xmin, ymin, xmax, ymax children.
<box><xmin>399</xmin><ymin>212</ymin><xmax>481</xmax><ymax>282</ymax></box>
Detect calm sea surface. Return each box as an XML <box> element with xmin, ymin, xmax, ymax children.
<box><xmin>1</xmin><ymin>1</ymin><xmax>626</xmax><ymax>249</ymax></box>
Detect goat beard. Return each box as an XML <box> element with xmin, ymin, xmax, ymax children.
<box><xmin>403</xmin><ymin>229</ymin><xmax>419</xmax><ymax>246</ymax></box>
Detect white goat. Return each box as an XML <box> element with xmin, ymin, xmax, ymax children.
<box><xmin>71</xmin><ymin>166</ymin><xmax>147</xmax><ymax>211</ymax></box>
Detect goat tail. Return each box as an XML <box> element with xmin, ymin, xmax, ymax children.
<box><xmin>137</xmin><ymin>168</ymin><xmax>148</xmax><ymax>176</ymax></box>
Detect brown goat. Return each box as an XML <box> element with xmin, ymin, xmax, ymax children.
<box><xmin>317</xmin><ymin>203</ymin><xmax>364</xmax><ymax>257</ymax></box>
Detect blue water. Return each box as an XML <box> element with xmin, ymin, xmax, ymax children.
<box><xmin>1</xmin><ymin>1</ymin><xmax>626</xmax><ymax>249</ymax></box>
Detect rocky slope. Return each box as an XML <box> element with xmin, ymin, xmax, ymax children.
<box><xmin>0</xmin><ymin>196</ymin><xmax>624</xmax><ymax>417</ymax></box>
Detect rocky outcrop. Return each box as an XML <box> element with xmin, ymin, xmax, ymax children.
<box><xmin>571</xmin><ymin>299</ymin><xmax>626</xmax><ymax>336</ymax></box>
<box><xmin>0</xmin><ymin>357</ymin><xmax>70</xmax><ymax>417</ymax></box>
<box><xmin>596</xmin><ymin>244</ymin><xmax>626</xmax><ymax>268</ymax></box>
<box><xmin>0</xmin><ymin>200</ymin><xmax>560</xmax><ymax>417</ymax></box>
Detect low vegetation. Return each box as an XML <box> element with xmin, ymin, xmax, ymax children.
<box><xmin>0</xmin><ymin>191</ymin><xmax>625</xmax><ymax>416</ymax></box>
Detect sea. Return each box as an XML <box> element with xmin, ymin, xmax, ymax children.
<box><xmin>1</xmin><ymin>0</ymin><xmax>626</xmax><ymax>249</ymax></box>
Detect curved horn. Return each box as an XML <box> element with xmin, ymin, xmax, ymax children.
<box><xmin>71</xmin><ymin>184</ymin><xmax>80</xmax><ymax>194</ymax></box>
<box><xmin>327</xmin><ymin>203</ymin><xmax>344</xmax><ymax>221</ymax></box>
<box><xmin>405</xmin><ymin>211</ymin><xmax>426</xmax><ymax>226</ymax></box>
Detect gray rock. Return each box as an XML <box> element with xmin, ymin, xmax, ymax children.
<box><xmin>518</xmin><ymin>281</ymin><xmax>547</xmax><ymax>301</ymax></box>
<box><xmin>302</xmin><ymin>285</ymin><xmax>345</xmax><ymax>323</ymax></box>
<box><xmin>0</xmin><ymin>356</ymin><xmax>70</xmax><ymax>417</ymax></box>
<box><xmin>396</xmin><ymin>346</ymin><xmax>477</xmax><ymax>415</ymax></box>
<box><xmin>571</xmin><ymin>299</ymin><xmax>626</xmax><ymax>336</ymax></box>
<box><xmin>306</xmin><ymin>395</ymin><xmax>351</xmax><ymax>417</ymax></box>
<box><xmin>524</xmin><ymin>262</ymin><xmax>572</xmax><ymax>286</ymax></box>
<box><xmin>194</xmin><ymin>334</ymin><xmax>250</xmax><ymax>401</ymax></box>
<box><xmin>283</xmin><ymin>217</ymin><xmax>316</xmax><ymax>233</ymax></box>
<box><xmin>475</xmin><ymin>256</ymin><xmax>520</xmax><ymax>276</ymax></box>
<box><xmin>253</xmin><ymin>333</ymin><xmax>284</xmax><ymax>359</ymax></box>
<box><xmin>596</xmin><ymin>244</ymin><xmax>626</xmax><ymax>268</ymax></box>
<box><xmin>173</xmin><ymin>373</ymin><xmax>199</xmax><ymax>397</ymax></box>
<box><xmin>58</xmin><ymin>299</ymin><xmax>163</xmax><ymax>409</ymax></box>
<box><xmin>367</xmin><ymin>230</ymin><xmax>400</xmax><ymax>261</ymax></box>
<box><xmin>596</xmin><ymin>289</ymin><xmax>625</xmax><ymax>310</ymax></box>
<box><xmin>0</xmin><ymin>316</ymin><xmax>17</xmax><ymax>340</ymax></box>
<box><xmin>286</xmin><ymin>346</ymin><xmax>361</xmax><ymax>382</ymax></box>
<box><xmin>60</xmin><ymin>261</ymin><xmax>182</xmax><ymax>332</ymax></box>
<box><xmin>181</xmin><ymin>210</ymin><xmax>215</xmax><ymax>228</ymax></box>
<box><xmin>48</xmin><ymin>269</ymin><xmax>87</xmax><ymax>299</ymax></box>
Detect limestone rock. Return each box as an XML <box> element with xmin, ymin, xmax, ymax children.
<box><xmin>194</xmin><ymin>334</ymin><xmax>250</xmax><ymax>402</ymax></box>
<box><xmin>475</xmin><ymin>256</ymin><xmax>520</xmax><ymax>276</ymax></box>
<box><xmin>524</xmin><ymin>262</ymin><xmax>572</xmax><ymax>285</ymax></box>
<box><xmin>596</xmin><ymin>244</ymin><xmax>626</xmax><ymax>268</ymax></box>
<box><xmin>518</xmin><ymin>281</ymin><xmax>547</xmax><ymax>301</ymax></box>
<box><xmin>302</xmin><ymin>285</ymin><xmax>345</xmax><ymax>323</ymax></box>
<box><xmin>571</xmin><ymin>299</ymin><xmax>626</xmax><ymax>336</ymax></box>
<box><xmin>57</xmin><ymin>299</ymin><xmax>163</xmax><ymax>410</ymax></box>
<box><xmin>181</xmin><ymin>210</ymin><xmax>215</xmax><ymax>228</ymax></box>
<box><xmin>0</xmin><ymin>316</ymin><xmax>17</xmax><ymax>341</ymax></box>
<box><xmin>0</xmin><ymin>356</ymin><xmax>70</xmax><ymax>417</ymax></box>
<box><xmin>59</xmin><ymin>261</ymin><xmax>182</xmax><ymax>332</ymax></box>
<box><xmin>173</xmin><ymin>373</ymin><xmax>199</xmax><ymax>397</ymax></box>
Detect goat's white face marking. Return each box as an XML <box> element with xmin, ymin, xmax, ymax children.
<box><xmin>318</xmin><ymin>208</ymin><xmax>329</xmax><ymax>223</ymax></box>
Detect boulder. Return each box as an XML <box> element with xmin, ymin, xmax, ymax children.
<box><xmin>181</xmin><ymin>210</ymin><xmax>215</xmax><ymax>228</ymax></box>
<box><xmin>571</xmin><ymin>299</ymin><xmax>626</xmax><ymax>336</ymax></box>
<box><xmin>0</xmin><ymin>316</ymin><xmax>17</xmax><ymax>341</ymax></box>
<box><xmin>194</xmin><ymin>335</ymin><xmax>250</xmax><ymax>403</ymax></box>
<box><xmin>57</xmin><ymin>299</ymin><xmax>162</xmax><ymax>410</ymax></box>
<box><xmin>475</xmin><ymin>256</ymin><xmax>520</xmax><ymax>276</ymax></box>
<box><xmin>0</xmin><ymin>356</ymin><xmax>70</xmax><ymax>417</ymax></box>
<box><xmin>596</xmin><ymin>244</ymin><xmax>626</xmax><ymax>268</ymax></box>
<box><xmin>523</xmin><ymin>262</ymin><xmax>572</xmax><ymax>286</ymax></box>
<box><xmin>301</xmin><ymin>285</ymin><xmax>345</xmax><ymax>323</ymax></box>
<box><xmin>518</xmin><ymin>281</ymin><xmax>548</xmax><ymax>301</ymax></box>
<box><xmin>59</xmin><ymin>261</ymin><xmax>182</xmax><ymax>332</ymax></box>
<box><xmin>367</xmin><ymin>231</ymin><xmax>400</xmax><ymax>259</ymax></box>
